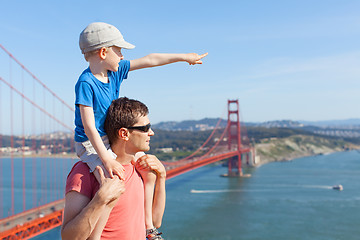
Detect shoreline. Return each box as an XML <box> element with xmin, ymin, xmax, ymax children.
<box><xmin>253</xmin><ymin>134</ymin><xmax>360</xmax><ymax>167</ymax></box>
<box><xmin>253</xmin><ymin>149</ymin><xmax>342</xmax><ymax>168</ymax></box>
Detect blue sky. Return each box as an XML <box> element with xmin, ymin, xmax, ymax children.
<box><xmin>0</xmin><ymin>0</ymin><xmax>359</xmax><ymax>133</ymax></box>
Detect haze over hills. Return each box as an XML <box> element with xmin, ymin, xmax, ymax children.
<box><xmin>299</xmin><ymin>119</ymin><xmax>360</xmax><ymax>128</ymax></box>
<box><xmin>153</xmin><ymin>118</ymin><xmax>360</xmax><ymax>131</ymax></box>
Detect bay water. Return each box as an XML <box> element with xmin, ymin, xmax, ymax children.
<box><xmin>9</xmin><ymin>150</ymin><xmax>360</xmax><ymax>239</ymax></box>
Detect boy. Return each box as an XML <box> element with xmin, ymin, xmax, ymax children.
<box><xmin>74</xmin><ymin>22</ymin><xmax>207</xmax><ymax>239</ymax></box>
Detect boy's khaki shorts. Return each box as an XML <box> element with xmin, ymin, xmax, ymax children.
<box><xmin>75</xmin><ymin>135</ymin><xmax>117</xmax><ymax>172</ymax></box>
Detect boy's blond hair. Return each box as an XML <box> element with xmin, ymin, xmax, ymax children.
<box><xmin>83</xmin><ymin>49</ymin><xmax>100</xmax><ymax>62</ymax></box>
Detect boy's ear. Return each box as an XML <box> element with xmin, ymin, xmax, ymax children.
<box><xmin>99</xmin><ymin>47</ymin><xmax>107</xmax><ymax>60</ymax></box>
<box><xmin>118</xmin><ymin>128</ymin><xmax>129</xmax><ymax>141</ymax></box>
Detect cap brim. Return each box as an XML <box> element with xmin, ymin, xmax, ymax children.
<box><xmin>114</xmin><ymin>40</ymin><xmax>135</xmax><ymax>49</ymax></box>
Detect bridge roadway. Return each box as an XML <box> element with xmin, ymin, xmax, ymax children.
<box><xmin>0</xmin><ymin>149</ymin><xmax>252</xmax><ymax>239</ymax></box>
<box><xmin>165</xmin><ymin>149</ymin><xmax>249</xmax><ymax>178</ymax></box>
<box><xmin>0</xmin><ymin>199</ymin><xmax>64</xmax><ymax>239</ymax></box>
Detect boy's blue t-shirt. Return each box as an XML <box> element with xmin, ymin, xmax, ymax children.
<box><xmin>74</xmin><ymin>60</ymin><xmax>130</xmax><ymax>142</ymax></box>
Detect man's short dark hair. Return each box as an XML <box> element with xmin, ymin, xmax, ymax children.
<box><xmin>105</xmin><ymin>97</ymin><xmax>149</xmax><ymax>144</ymax></box>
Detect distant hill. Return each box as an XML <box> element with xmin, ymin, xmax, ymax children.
<box><xmin>153</xmin><ymin>118</ymin><xmax>227</xmax><ymax>131</ymax></box>
<box><xmin>250</xmin><ymin>120</ymin><xmax>305</xmax><ymax>128</ymax></box>
<box><xmin>153</xmin><ymin>118</ymin><xmax>360</xmax><ymax>131</ymax></box>
<box><xmin>152</xmin><ymin>118</ymin><xmax>360</xmax><ymax>140</ymax></box>
<box><xmin>299</xmin><ymin>119</ymin><xmax>360</xmax><ymax>128</ymax></box>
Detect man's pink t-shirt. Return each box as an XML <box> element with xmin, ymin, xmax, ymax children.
<box><xmin>66</xmin><ymin>161</ymin><xmax>145</xmax><ymax>240</ymax></box>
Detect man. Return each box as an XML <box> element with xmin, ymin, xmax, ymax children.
<box><xmin>61</xmin><ymin>97</ymin><xmax>166</xmax><ymax>240</ymax></box>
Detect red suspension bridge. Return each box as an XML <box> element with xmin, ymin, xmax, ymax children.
<box><xmin>0</xmin><ymin>45</ymin><xmax>255</xmax><ymax>239</ymax></box>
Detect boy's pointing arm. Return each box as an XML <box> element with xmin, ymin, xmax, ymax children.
<box><xmin>129</xmin><ymin>52</ymin><xmax>208</xmax><ymax>71</ymax></box>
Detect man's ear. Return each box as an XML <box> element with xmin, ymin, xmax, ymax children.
<box><xmin>98</xmin><ymin>47</ymin><xmax>107</xmax><ymax>60</ymax></box>
<box><xmin>118</xmin><ymin>128</ymin><xmax>129</xmax><ymax>141</ymax></box>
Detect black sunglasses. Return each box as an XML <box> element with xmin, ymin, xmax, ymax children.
<box><xmin>127</xmin><ymin>123</ymin><xmax>151</xmax><ymax>132</ymax></box>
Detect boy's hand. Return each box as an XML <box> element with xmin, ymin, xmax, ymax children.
<box><xmin>132</xmin><ymin>154</ymin><xmax>166</xmax><ymax>179</ymax></box>
<box><xmin>103</xmin><ymin>158</ymin><xmax>126</xmax><ymax>180</ymax></box>
<box><xmin>186</xmin><ymin>52</ymin><xmax>208</xmax><ymax>65</ymax></box>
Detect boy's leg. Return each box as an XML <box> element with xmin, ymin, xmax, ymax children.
<box><xmin>75</xmin><ymin>140</ymin><xmax>103</xmax><ymax>171</ymax></box>
<box><xmin>134</xmin><ymin>154</ymin><xmax>165</xmax><ymax>239</ymax></box>
<box><xmin>144</xmin><ymin>171</ymin><xmax>156</xmax><ymax>230</ymax></box>
<box><xmin>75</xmin><ymin>138</ymin><xmax>115</xmax><ymax>183</ymax></box>
<box><xmin>144</xmin><ymin>171</ymin><xmax>164</xmax><ymax>239</ymax></box>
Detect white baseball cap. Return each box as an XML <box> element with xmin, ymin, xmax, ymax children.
<box><xmin>79</xmin><ymin>22</ymin><xmax>135</xmax><ymax>54</ymax></box>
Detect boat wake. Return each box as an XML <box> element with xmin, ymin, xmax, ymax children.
<box><xmin>301</xmin><ymin>185</ymin><xmax>333</xmax><ymax>189</ymax></box>
<box><xmin>190</xmin><ymin>184</ymin><xmax>339</xmax><ymax>194</ymax></box>
<box><xmin>190</xmin><ymin>189</ymin><xmax>245</xmax><ymax>193</ymax></box>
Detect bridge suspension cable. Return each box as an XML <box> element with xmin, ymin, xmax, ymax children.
<box><xmin>0</xmin><ymin>44</ymin><xmax>74</xmax><ymax>112</ymax></box>
<box><xmin>0</xmin><ymin>76</ymin><xmax>73</xmax><ymax>132</ymax></box>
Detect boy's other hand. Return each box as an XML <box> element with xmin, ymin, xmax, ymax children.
<box><xmin>132</xmin><ymin>154</ymin><xmax>166</xmax><ymax>179</ymax></box>
<box><xmin>103</xmin><ymin>158</ymin><xmax>125</xmax><ymax>180</ymax></box>
<box><xmin>186</xmin><ymin>52</ymin><xmax>208</xmax><ymax>65</ymax></box>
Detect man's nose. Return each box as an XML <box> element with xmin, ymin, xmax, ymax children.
<box><xmin>149</xmin><ymin>129</ymin><xmax>154</xmax><ymax>136</ymax></box>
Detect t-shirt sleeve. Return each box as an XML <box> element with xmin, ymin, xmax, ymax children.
<box><xmin>75</xmin><ymin>81</ymin><xmax>94</xmax><ymax>107</ymax></box>
<box><xmin>65</xmin><ymin>162</ymin><xmax>94</xmax><ymax>199</ymax></box>
<box><xmin>117</xmin><ymin>60</ymin><xmax>130</xmax><ymax>82</ymax></box>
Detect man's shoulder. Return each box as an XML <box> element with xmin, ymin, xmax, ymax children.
<box><xmin>69</xmin><ymin>161</ymin><xmax>91</xmax><ymax>175</ymax></box>
<box><xmin>66</xmin><ymin>161</ymin><xmax>98</xmax><ymax>197</ymax></box>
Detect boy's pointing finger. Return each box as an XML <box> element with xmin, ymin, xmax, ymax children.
<box><xmin>200</xmin><ymin>52</ymin><xmax>208</xmax><ymax>59</ymax></box>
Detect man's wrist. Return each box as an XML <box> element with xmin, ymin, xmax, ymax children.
<box><xmin>94</xmin><ymin>189</ymin><xmax>110</xmax><ymax>205</ymax></box>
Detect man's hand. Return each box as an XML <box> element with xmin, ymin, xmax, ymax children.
<box><xmin>102</xmin><ymin>157</ymin><xmax>125</xmax><ymax>180</ymax></box>
<box><xmin>185</xmin><ymin>52</ymin><xmax>208</xmax><ymax>65</ymax></box>
<box><xmin>132</xmin><ymin>154</ymin><xmax>166</xmax><ymax>179</ymax></box>
<box><xmin>96</xmin><ymin>166</ymin><xmax>125</xmax><ymax>208</ymax></box>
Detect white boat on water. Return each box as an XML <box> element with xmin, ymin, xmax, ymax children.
<box><xmin>332</xmin><ymin>184</ymin><xmax>343</xmax><ymax>191</ymax></box>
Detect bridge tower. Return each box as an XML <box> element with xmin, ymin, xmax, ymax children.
<box><xmin>227</xmin><ymin>99</ymin><xmax>243</xmax><ymax>176</ymax></box>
